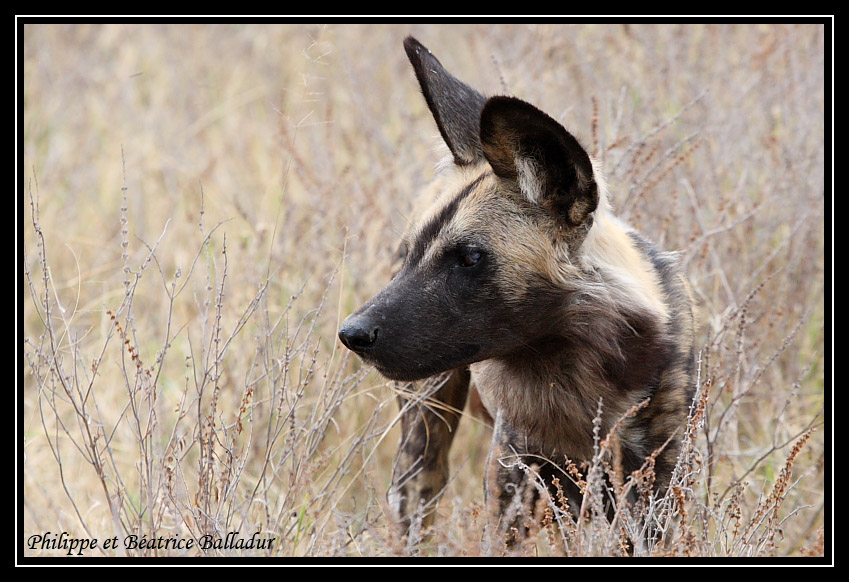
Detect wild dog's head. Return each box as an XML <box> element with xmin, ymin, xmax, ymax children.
<box><xmin>338</xmin><ymin>37</ymin><xmax>601</xmax><ymax>381</ymax></box>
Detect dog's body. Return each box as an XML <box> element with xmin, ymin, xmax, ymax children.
<box><xmin>339</xmin><ymin>37</ymin><xmax>697</xmax><ymax>540</ymax></box>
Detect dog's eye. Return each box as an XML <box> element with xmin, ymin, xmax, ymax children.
<box><xmin>457</xmin><ymin>248</ymin><xmax>482</xmax><ymax>268</ymax></box>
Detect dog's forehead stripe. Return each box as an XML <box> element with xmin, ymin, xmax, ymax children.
<box><xmin>408</xmin><ymin>173</ymin><xmax>486</xmax><ymax>266</ymax></box>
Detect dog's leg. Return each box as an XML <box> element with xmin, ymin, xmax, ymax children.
<box><xmin>483</xmin><ymin>411</ymin><xmax>538</xmax><ymax>542</ymax></box>
<box><xmin>388</xmin><ymin>367</ymin><xmax>470</xmax><ymax>538</ymax></box>
<box><xmin>483</xmin><ymin>412</ymin><xmax>577</xmax><ymax>544</ymax></box>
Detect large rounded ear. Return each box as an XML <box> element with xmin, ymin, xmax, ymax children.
<box><xmin>404</xmin><ymin>36</ymin><xmax>487</xmax><ymax>166</ymax></box>
<box><xmin>480</xmin><ymin>96</ymin><xmax>598</xmax><ymax>227</ymax></box>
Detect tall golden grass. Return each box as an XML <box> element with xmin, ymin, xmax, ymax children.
<box><xmin>22</xmin><ymin>22</ymin><xmax>826</xmax><ymax>558</ymax></box>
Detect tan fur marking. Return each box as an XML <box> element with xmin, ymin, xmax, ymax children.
<box><xmin>409</xmin><ymin>165</ymin><xmax>490</xmax><ymax>267</ymax></box>
<box><xmin>449</xmin><ymin>177</ymin><xmax>562</xmax><ymax>300</ymax></box>
<box><xmin>581</xmin><ymin>214</ymin><xmax>671</xmax><ymax>323</ymax></box>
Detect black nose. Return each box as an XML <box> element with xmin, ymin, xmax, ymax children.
<box><xmin>338</xmin><ymin>319</ymin><xmax>379</xmax><ymax>352</ymax></box>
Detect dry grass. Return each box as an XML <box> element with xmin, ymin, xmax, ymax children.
<box><xmin>21</xmin><ymin>22</ymin><xmax>827</xmax><ymax>560</ymax></box>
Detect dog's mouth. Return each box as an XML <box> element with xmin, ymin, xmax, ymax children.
<box><xmin>369</xmin><ymin>360</ymin><xmax>428</xmax><ymax>382</ymax></box>
<box><xmin>351</xmin><ymin>341</ymin><xmax>481</xmax><ymax>382</ymax></box>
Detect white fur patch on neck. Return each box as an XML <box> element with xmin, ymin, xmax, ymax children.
<box><xmin>581</xmin><ymin>213</ymin><xmax>670</xmax><ymax>323</ymax></box>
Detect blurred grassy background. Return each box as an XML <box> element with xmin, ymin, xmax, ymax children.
<box><xmin>22</xmin><ymin>23</ymin><xmax>825</xmax><ymax>558</ymax></box>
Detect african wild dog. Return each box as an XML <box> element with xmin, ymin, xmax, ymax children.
<box><xmin>338</xmin><ymin>37</ymin><xmax>697</xmax><ymax>542</ymax></box>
